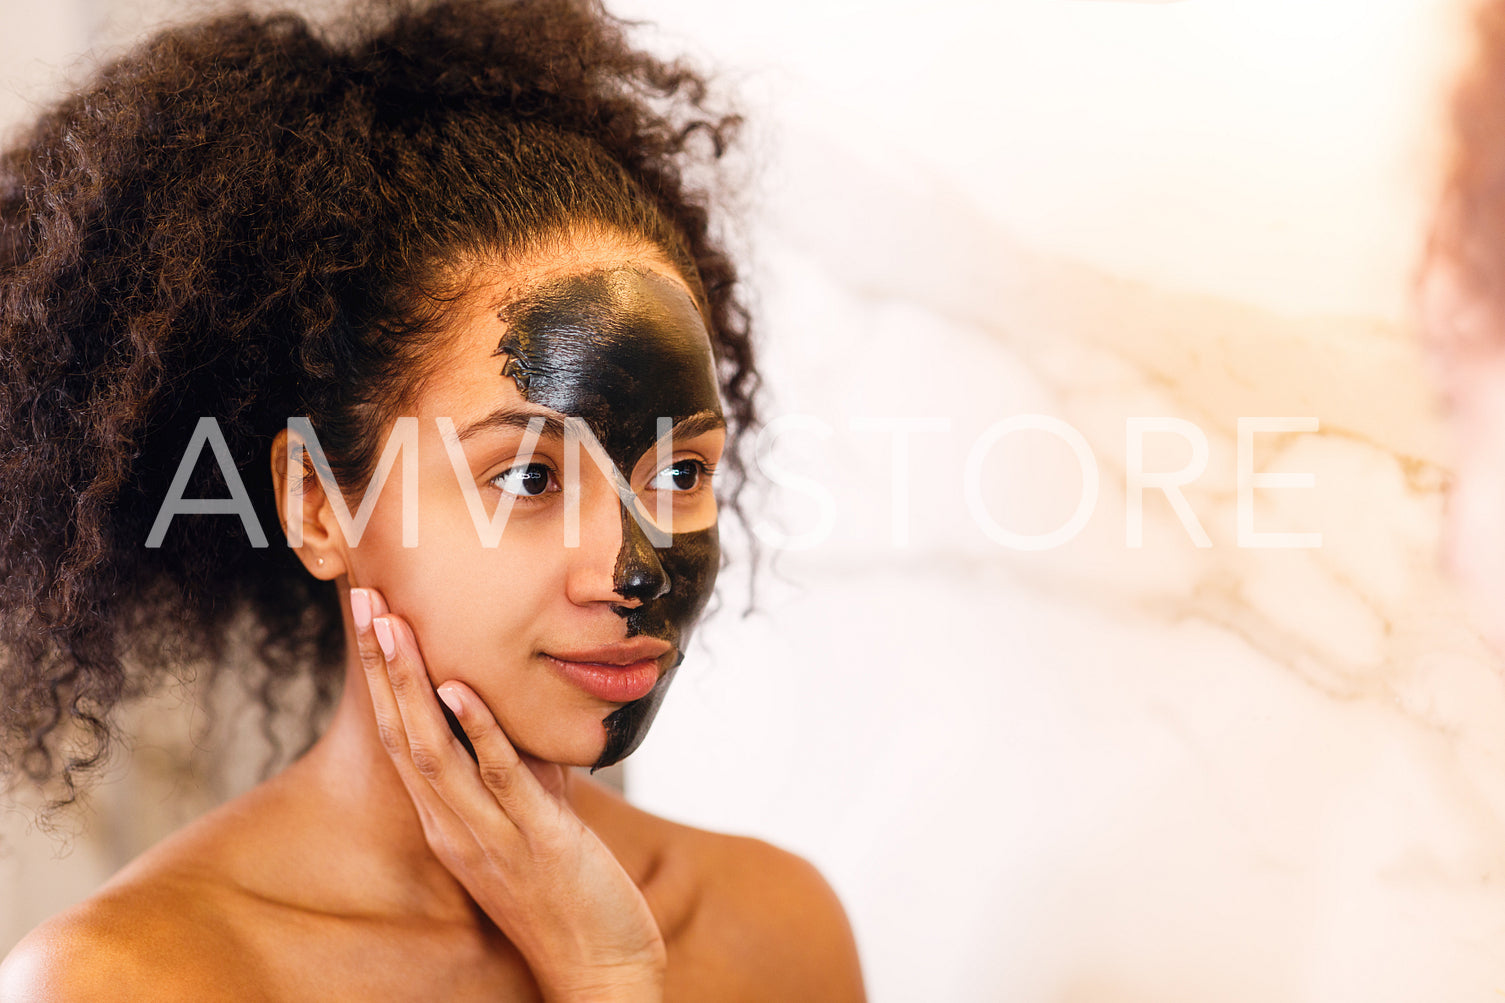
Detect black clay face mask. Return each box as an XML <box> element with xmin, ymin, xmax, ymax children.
<box><xmin>492</xmin><ymin>265</ymin><xmax>722</xmax><ymax>769</ymax></box>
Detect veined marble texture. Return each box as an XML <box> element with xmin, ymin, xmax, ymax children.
<box><xmin>3</xmin><ymin>0</ymin><xmax>1504</xmax><ymax>1001</ymax></box>
<box><xmin>629</xmin><ymin>142</ymin><xmax>1505</xmax><ymax>1000</ymax></box>
<box><xmin>620</xmin><ymin>1</ymin><xmax>1505</xmax><ymax>1000</ymax></box>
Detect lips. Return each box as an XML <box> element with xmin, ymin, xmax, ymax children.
<box><xmin>543</xmin><ymin>637</ymin><xmax>672</xmax><ymax>703</ymax></box>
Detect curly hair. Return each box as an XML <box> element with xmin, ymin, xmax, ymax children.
<box><xmin>0</xmin><ymin>0</ymin><xmax>758</xmax><ymax>808</ymax></box>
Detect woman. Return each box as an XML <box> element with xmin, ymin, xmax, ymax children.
<box><xmin>0</xmin><ymin>0</ymin><xmax>865</xmax><ymax>998</ymax></box>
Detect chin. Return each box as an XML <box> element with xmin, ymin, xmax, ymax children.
<box><xmin>508</xmin><ymin>720</ymin><xmax>612</xmax><ymax>769</ymax></box>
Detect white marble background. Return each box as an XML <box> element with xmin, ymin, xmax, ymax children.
<box><xmin>5</xmin><ymin>1</ymin><xmax>1505</xmax><ymax>1000</ymax></box>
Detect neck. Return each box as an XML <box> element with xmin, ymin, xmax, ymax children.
<box><xmin>286</xmin><ymin>626</ymin><xmax>579</xmax><ymax>924</ymax></box>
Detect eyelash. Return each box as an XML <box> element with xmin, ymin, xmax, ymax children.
<box><xmin>650</xmin><ymin>459</ymin><xmax>717</xmax><ymax>495</ymax></box>
<box><xmin>489</xmin><ymin>461</ymin><xmax>557</xmax><ymax>501</ymax></box>
<box><xmin>487</xmin><ymin>459</ymin><xmax>718</xmax><ymax>502</ymax></box>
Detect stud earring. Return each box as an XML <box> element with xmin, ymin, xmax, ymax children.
<box><xmin>317</xmin><ymin>557</ymin><xmax>325</xmax><ymax>567</ymax></box>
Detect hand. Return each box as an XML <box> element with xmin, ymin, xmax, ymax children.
<box><xmin>349</xmin><ymin>586</ymin><xmax>667</xmax><ymax>1002</ymax></box>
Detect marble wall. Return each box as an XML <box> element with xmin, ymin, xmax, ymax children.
<box><xmin>6</xmin><ymin>0</ymin><xmax>1505</xmax><ymax>1000</ymax></box>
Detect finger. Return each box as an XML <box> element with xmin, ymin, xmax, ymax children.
<box><xmin>353</xmin><ymin>590</ymin><xmax>517</xmax><ymax>874</ymax></box>
<box><xmin>354</xmin><ymin>590</ymin><xmax>472</xmax><ymax>819</ymax></box>
<box><xmin>376</xmin><ymin>613</ymin><xmax>516</xmax><ymax>827</ymax></box>
<box><xmin>351</xmin><ymin>587</ymin><xmax>412</xmax><ymax>769</ymax></box>
<box><xmin>435</xmin><ymin>680</ymin><xmax>564</xmax><ymax>818</ymax></box>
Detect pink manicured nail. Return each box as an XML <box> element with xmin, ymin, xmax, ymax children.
<box><xmin>350</xmin><ymin>589</ymin><xmax>371</xmax><ymax>631</ymax></box>
<box><xmin>437</xmin><ymin>685</ymin><xmax>463</xmax><ymax>717</ymax></box>
<box><xmin>372</xmin><ymin>617</ymin><xmax>395</xmax><ymax>659</ymax></box>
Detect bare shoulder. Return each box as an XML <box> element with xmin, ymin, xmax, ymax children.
<box><xmin>574</xmin><ymin>779</ymin><xmax>866</xmax><ymax>1002</ymax></box>
<box><xmin>686</xmin><ymin>829</ymin><xmax>866</xmax><ymax>1002</ymax></box>
<box><xmin>0</xmin><ymin>873</ymin><xmax>260</xmax><ymax>1003</ymax></box>
<box><xmin>0</xmin><ymin>774</ymin><xmax>322</xmax><ymax>1003</ymax></box>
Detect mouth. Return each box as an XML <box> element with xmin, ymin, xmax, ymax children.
<box><xmin>542</xmin><ymin>637</ymin><xmax>673</xmax><ymax>703</ymax></box>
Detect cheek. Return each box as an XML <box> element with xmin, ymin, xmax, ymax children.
<box><xmin>659</xmin><ymin>526</ymin><xmax>719</xmax><ymax>626</ymax></box>
<box><xmin>352</xmin><ymin>500</ymin><xmax>570</xmax><ymax>667</ymax></box>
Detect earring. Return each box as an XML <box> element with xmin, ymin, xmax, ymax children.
<box><xmin>317</xmin><ymin>557</ymin><xmax>325</xmax><ymax>567</ymax></box>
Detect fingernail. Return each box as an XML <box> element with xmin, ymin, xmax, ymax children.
<box><xmin>372</xmin><ymin>617</ymin><xmax>395</xmax><ymax>659</ymax></box>
<box><xmin>350</xmin><ymin>589</ymin><xmax>371</xmax><ymax>631</ymax></box>
<box><xmin>437</xmin><ymin>685</ymin><xmax>463</xmax><ymax>717</ymax></box>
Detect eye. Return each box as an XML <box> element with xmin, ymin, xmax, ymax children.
<box><xmin>650</xmin><ymin>459</ymin><xmax>712</xmax><ymax>493</ymax></box>
<box><xmin>491</xmin><ymin>462</ymin><xmax>556</xmax><ymax>498</ymax></box>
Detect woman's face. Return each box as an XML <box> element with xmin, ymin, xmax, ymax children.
<box><xmin>337</xmin><ymin>240</ymin><xmax>726</xmax><ymax>768</ymax></box>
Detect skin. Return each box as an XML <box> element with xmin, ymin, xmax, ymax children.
<box><xmin>0</xmin><ymin>232</ymin><xmax>866</xmax><ymax>1002</ymax></box>
<box><xmin>492</xmin><ymin>266</ymin><xmax>725</xmax><ymax>768</ymax></box>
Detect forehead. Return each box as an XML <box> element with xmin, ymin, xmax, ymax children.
<box><xmin>496</xmin><ymin>266</ymin><xmax>721</xmax><ymax>421</ymax></box>
<box><xmin>417</xmin><ymin>252</ymin><xmax>722</xmax><ymax>427</ymax></box>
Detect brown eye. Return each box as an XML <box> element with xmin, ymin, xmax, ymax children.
<box><xmin>491</xmin><ymin>462</ymin><xmax>555</xmax><ymax>497</ymax></box>
<box><xmin>650</xmin><ymin>459</ymin><xmax>708</xmax><ymax>493</ymax></box>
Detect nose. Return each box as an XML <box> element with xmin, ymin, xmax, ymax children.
<box><xmin>614</xmin><ymin>513</ymin><xmax>670</xmax><ymax>604</ymax></box>
<box><xmin>566</xmin><ymin>478</ymin><xmax>671</xmax><ymax>608</ymax></box>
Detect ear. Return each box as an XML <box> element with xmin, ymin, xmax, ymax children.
<box><xmin>270</xmin><ymin>426</ymin><xmax>348</xmax><ymax>580</ymax></box>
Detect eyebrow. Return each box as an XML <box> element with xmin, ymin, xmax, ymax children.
<box><xmin>665</xmin><ymin>410</ymin><xmax>728</xmax><ymax>442</ymax></box>
<box><xmin>455</xmin><ymin>409</ymin><xmax>570</xmax><ymax>443</ymax></box>
<box><xmin>454</xmin><ymin>407</ymin><xmax>726</xmax><ymax>443</ymax></box>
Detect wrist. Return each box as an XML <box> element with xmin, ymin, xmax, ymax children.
<box><xmin>514</xmin><ymin>913</ymin><xmax>666</xmax><ymax>1001</ymax></box>
<box><xmin>538</xmin><ymin>963</ymin><xmax>665</xmax><ymax>1003</ymax></box>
